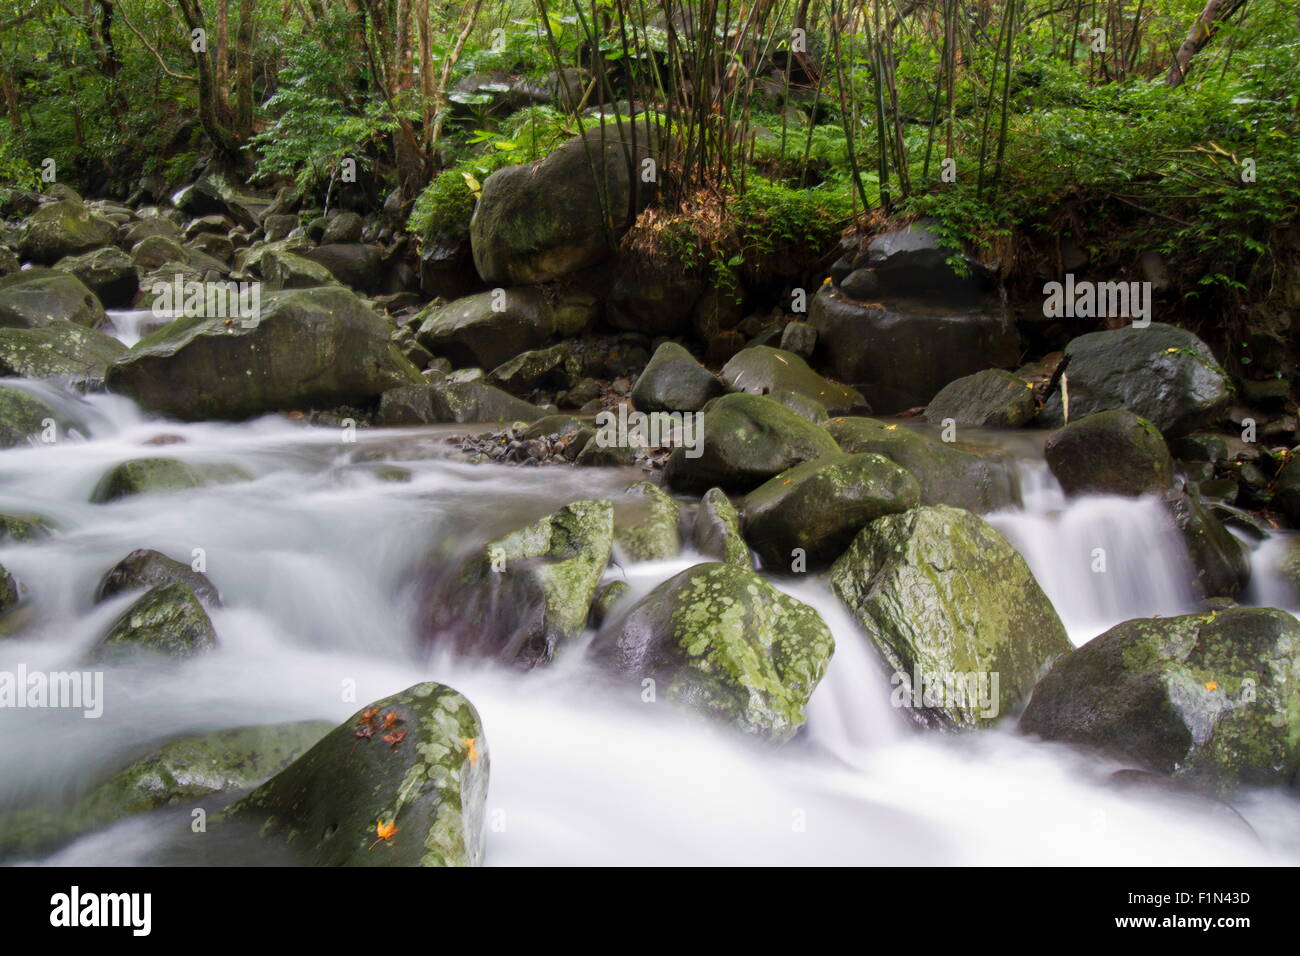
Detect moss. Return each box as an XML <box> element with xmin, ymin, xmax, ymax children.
<box><xmin>91</xmin><ymin>582</ymin><xmax>218</xmax><ymax>661</ymax></box>
<box><xmin>614</xmin><ymin>481</ymin><xmax>682</xmax><ymax>562</ymax></box>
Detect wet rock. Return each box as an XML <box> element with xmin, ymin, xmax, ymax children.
<box><xmin>224</xmin><ymin>682</ymin><xmax>488</xmax><ymax>866</ymax></box>
<box><xmin>830</xmin><ymin>505</ymin><xmax>1071</xmax><ymax>729</ymax></box>
<box><xmin>743</xmin><ymin>453</ymin><xmax>919</xmax><ymax>571</ymax></box>
<box><xmin>0</xmin><ymin>321</ymin><xmax>125</xmax><ymax>383</ymax></box>
<box><xmin>589</xmin><ymin>579</ymin><xmax>630</xmax><ymax>628</ymax></box>
<box><xmin>0</xmin><ymin>268</ymin><xmax>108</xmax><ymax>329</ymax></box>
<box><xmin>300</xmin><ymin>243</ymin><xmax>385</xmax><ymax>292</ymax></box>
<box><xmin>415</xmin><ymin>287</ymin><xmax>554</xmax><ymax>371</ymax></box>
<box><xmin>0</xmin><ymin>561</ymin><xmax>17</xmax><ymax>614</ymax></box>
<box><xmin>53</xmin><ymin>246</ymin><xmax>138</xmax><ymax>307</ymax></box>
<box><xmin>173</xmin><ymin>171</ymin><xmax>271</xmax><ymax>231</ymax></box>
<box><xmin>427</xmin><ymin>499</ymin><xmax>613</xmax><ymax>665</ymax></box>
<box><xmin>692</xmin><ymin>488</ymin><xmax>753</xmax><ymax>569</ymax></box>
<box><xmin>260</xmin><ymin>248</ymin><xmax>339</xmax><ymax>289</ymax></box>
<box><xmin>487</xmin><ymin>344</ymin><xmax>579</xmax><ymax>395</ymax></box>
<box><xmin>721</xmin><ymin>345</ymin><xmax>868</xmax><ymax>416</ymax></box>
<box><xmin>1020</xmin><ymin>607</ymin><xmax>1300</xmax><ymax>791</ymax></box>
<box><xmin>1163</xmin><ymin>489</ymin><xmax>1250</xmax><ymax>599</ymax></box>
<box><xmin>630</xmin><ymin>341</ymin><xmax>722</xmax><ymax>413</ymax></box>
<box><xmin>1044</xmin><ymin>409</ymin><xmax>1174</xmax><ymax>497</ymax></box>
<box><xmin>614</xmin><ymin>481</ymin><xmax>682</xmax><ymax>561</ymax></box>
<box><xmin>322</xmin><ymin>211</ymin><xmax>364</xmax><ymax>244</ymax></box>
<box><xmin>923</xmin><ymin>368</ymin><xmax>1036</xmax><ymax>429</ymax></box>
<box><xmin>91</xmin><ymin>582</ymin><xmax>218</xmax><ymax>661</ymax></box>
<box><xmin>91</xmin><ymin>458</ymin><xmax>250</xmax><ymax>502</ymax></box>
<box><xmin>1038</xmin><ymin>323</ymin><xmax>1231</xmax><ymax>436</ymax></box>
<box><xmin>0</xmin><ymin>513</ymin><xmax>51</xmax><ymax>542</ymax></box>
<box><xmin>377</xmin><ymin>381</ymin><xmax>545</xmax><ymax>425</ymax></box>
<box><xmin>778</xmin><ymin>321</ymin><xmax>817</xmax><ymax>359</ymax></box>
<box><xmin>861</xmin><ymin>220</ymin><xmax>990</xmax><ymax>300</ymax></box>
<box><xmin>662</xmin><ymin>393</ymin><xmax>839</xmax><ymax>494</ymax></box>
<box><xmin>0</xmin><ymin>385</ymin><xmax>67</xmax><ymax>449</ymax></box>
<box><xmin>18</xmin><ymin>201</ymin><xmax>118</xmax><ymax>264</ymax></box>
<box><xmin>106</xmin><ymin>286</ymin><xmax>422</xmax><ymax>420</ymax></box>
<box><xmin>95</xmin><ymin>548</ymin><xmax>221</xmax><ymax>605</ymax></box>
<box><xmin>828</xmin><ymin>416</ymin><xmax>1019</xmax><ymax>513</ymax></box>
<box><xmin>589</xmin><ymin>562</ymin><xmax>834</xmax><ymax>741</ymax></box>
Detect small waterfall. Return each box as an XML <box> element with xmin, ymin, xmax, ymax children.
<box><xmin>103</xmin><ymin>309</ymin><xmax>169</xmax><ymax>348</ymax></box>
<box><xmin>987</xmin><ymin>462</ymin><xmax>1199</xmax><ymax>645</ymax></box>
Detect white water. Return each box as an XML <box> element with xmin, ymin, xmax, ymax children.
<box><xmin>2</xmin><ymin>383</ymin><xmax>1298</xmax><ymax>866</ymax></box>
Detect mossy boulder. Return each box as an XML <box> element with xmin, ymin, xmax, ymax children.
<box><xmin>828</xmin><ymin>416</ymin><xmax>1018</xmax><ymax>513</ymax></box>
<box><xmin>0</xmin><ymin>721</ymin><xmax>331</xmax><ymax>859</ymax></box>
<box><xmin>0</xmin><ymin>320</ymin><xmax>126</xmax><ymax>382</ymax></box>
<box><xmin>91</xmin><ymin>582</ymin><xmax>218</xmax><ymax>661</ymax></box>
<box><xmin>376</xmin><ymin>381</ymin><xmax>545</xmax><ymax>425</ymax></box>
<box><xmin>427</xmin><ymin>499</ymin><xmax>613</xmax><ymax>666</ymax></box>
<box><xmin>487</xmin><ymin>344</ymin><xmax>579</xmax><ymax>395</ymax></box>
<box><xmin>414</xmin><ymin>287</ymin><xmax>555</xmax><ymax>371</ymax></box>
<box><xmin>0</xmin><ymin>513</ymin><xmax>51</xmax><ymax>542</ymax></box>
<box><xmin>830</xmin><ymin>505</ymin><xmax>1071</xmax><ymax>728</ymax></box>
<box><xmin>0</xmin><ymin>385</ymin><xmax>68</xmax><ymax>449</ymax></box>
<box><xmin>923</xmin><ymin>368</ymin><xmax>1036</xmax><ymax>428</ymax></box>
<box><xmin>590</xmin><ymin>562</ymin><xmax>833</xmax><ymax>740</ymax></box>
<box><xmin>18</xmin><ymin>200</ymin><xmax>118</xmax><ymax>264</ymax></box>
<box><xmin>224</xmin><ymin>682</ymin><xmax>488</xmax><ymax>866</ymax></box>
<box><xmin>743</xmin><ymin>453</ymin><xmax>920</xmax><ymax>571</ymax></box>
<box><xmin>692</xmin><ymin>487</ymin><xmax>753</xmax><ymax>569</ymax></box>
<box><xmin>53</xmin><ymin>246</ymin><xmax>138</xmax><ymax>307</ymax></box>
<box><xmin>91</xmin><ymin>457</ymin><xmax>250</xmax><ymax>502</ymax></box>
<box><xmin>614</xmin><ymin>481</ymin><xmax>682</xmax><ymax>562</ymax></box>
<box><xmin>1162</xmin><ymin>489</ymin><xmax>1250</xmax><ymax>600</ymax></box>
<box><xmin>260</xmin><ymin>248</ymin><xmax>340</xmax><ymax>290</ymax></box>
<box><xmin>0</xmin><ymin>561</ymin><xmax>18</xmax><ymax>614</ymax></box>
<box><xmin>1044</xmin><ymin>409</ymin><xmax>1173</xmax><ymax>497</ymax></box>
<box><xmin>663</xmin><ymin>392</ymin><xmax>840</xmax><ymax>494</ymax></box>
<box><xmin>721</xmin><ymin>345</ymin><xmax>868</xmax><ymax>416</ymax></box>
<box><xmin>105</xmin><ymin>286</ymin><xmax>422</xmax><ymax>420</ymax></box>
<box><xmin>0</xmin><ymin>268</ymin><xmax>108</xmax><ymax>330</ymax></box>
<box><xmin>95</xmin><ymin>548</ymin><xmax>221</xmax><ymax>605</ymax></box>
<box><xmin>1038</xmin><ymin>323</ymin><xmax>1231</xmax><ymax>437</ymax></box>
<box><xmin>630</xmin><ymin>341</ymin><xmax>723</xmax><ymax>413</ymax></box>
<box><xmin>1020</xmin><ymin>607</ymin><xmax>1300</xmax><ymax>791</ymax></box>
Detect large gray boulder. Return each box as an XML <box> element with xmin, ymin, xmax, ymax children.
<box><xmin>470</xmin><ymin>126</ymin><xmax>661</xmax><ymax>285</ymax></box>
<box><xmin>1038</xmin><ymin>323</ymin><xmax>1231</xmax><ymax>436</ymax></box>
<box><xmin>54</xmin><ymin>246</ymin><xmax>139</xmax><ymax>307</ymax></box>
<box><xmin>105</xmin><ymin>286</ymin><xmax>422</xmax><ymax>420</ymax></box>
<box><xmin>721</xmin><ymin>345</ymin><xmax>868</xmax><ymax>416</ymax></box>
<box><xmin>18</xmin><ymin>201</ymin><xmax>118</xmax><ymax>264</ymax></box>
<box><xmin>1044</xmin><ymin>409</ymin><xmax>1174</xmax><ymax>497</ymax></box>
<box><xmin>0</xmin><ymin>321</ymin><xmax>125</xmax><ymax>382</ymax></box>
<box><xmin>923</xmin><ymin>368</ymin><xmax>1035</xmax><ymax>428</ymax></box>
<box><xmin>630</xmin><ymin>341</ymin><xmax>723</xmax><ymax>413</ymax></box>
<box><xmin>0</xmin><ymin>268</ymin><xmax>107</xmax><ymax>329</ymax></box>
<box><xmin>415</xmin><ymin>288</ymin><xmax>555</xmax><ymax>371</ymax></box>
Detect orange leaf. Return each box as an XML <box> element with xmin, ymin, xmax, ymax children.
<box><xmin>383</xmin><ymin>729</ymin><xmax>408</xmax><ymax>749</ymax></box>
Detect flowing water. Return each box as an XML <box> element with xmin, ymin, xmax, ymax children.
<box><xmin>2</xmin><ymin>375</ymin><xmax>1298</xmax><ymax>866</ymax></box>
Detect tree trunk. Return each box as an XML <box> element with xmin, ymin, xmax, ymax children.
<box><xmin>1166</xmin><ymin>0</ymin><xmax>1249</xmax><ymax>87</ymax></box>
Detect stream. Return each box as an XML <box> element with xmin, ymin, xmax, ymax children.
<box><xmin>2</xmin><ymin>369</ymin><xmax>1299</xmax><ymax>866</ymax></box>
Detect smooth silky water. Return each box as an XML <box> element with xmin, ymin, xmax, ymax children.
<box><xmin>2</xmin><ymin>378</ymin><xmax>1298</xmax><ymax>866</ymax></box>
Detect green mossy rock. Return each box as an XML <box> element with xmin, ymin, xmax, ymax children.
<box><xmin>0</xmin><ymin>513</ymin><xmax>51</xmax><ymax>542</ymax></box>
<box><xmin>260</xmin><ymin>248</ymin><xmax>340</xmax><ymax>289</ymax></box>
<box><xmin>0</xmin><ymin>561</ymin><xmax>18</xmax><ymax>614</ymax></box>
<box><xmin>743</xmin><ymin>453</ymin><xmax>920</xmax><ymax>570</ymax></box>
<box><xmin>0</xmin><ymin>721</ymin><xmax>331</xmax><ymax>859</ymax></box>
<box><xmin>828</xmin><ymin>416</ymin><xmax>1018</xmax><ymax>513</ymax></box>
<box><xmin>224</xmin><ymin>682</ymin><xmax>488</xmax><ymax>866</ymax></box>
<box><xmin>663</xmin><ymin>392</ymin><xmax>840</xmax><ymax>494</ymax></box>
<box><xmin>91</xmin><ymin>457</ymin><xmax>250</xmax><ymax>502</ymax></box>
<box><xmin>0</xmin><ymin>268</ymin><xmax>107</xmax><ymax>330</ymax></box>
<box><xmin>105</xmin><ymin>286</ymin><xmax>422</xmax><ymax>421</ymax></box>
<box><xmin>53</xmin><ymin>246</ymin><xmax>138</xmax><ymax>307</ymax></box>
<box><xmin>377</xmin><ymin>381</ymin><xmax>546</xmax><ymax>425</ymax></box>
<box><xmin>91</xmin><ymin>581</ymin><xmax>218</xmax><ymax>661</ymax></box>
<box><xmin>721</xmin><ymin>345</ymin><xmax>868</xmax><ymax>416</ymax></box>
<box><xmin>487</xmin><ymin>344</ymin><xmax>579</xmax><ymax>395</ymax></box>
<box><xmin>1163</xmin><ymin>489</ymin><xmax>1250</xmax><ymax>599</ymax></box>
<box><xmin>692</xmin><ymin>488</ymin><xmax>753</xmax><ymax>569</ymax></box>
<box><xmin>1045</xmin><ymin>409</ymin><xmax>1173</xmax><ymax>497</ymax></box>
<box><xmin>630</xmin><ymin>341</ymin><xmax>723</xmax><ymax>413</ymax></box>
<box><xmin>428</xmin><ymin>499</ymin><xmax>614</xmax><ymax>666</ymax></box>
<box><xmin>0</xmin><ymin>320</ymin><xmax>126</xmax><ymax>382</ymax></box>
<box><xmin>614</xmin><ymin>481</ymin><xmax>682</xmax><ymax>562</ymax></box>
<box><xmin>923</xmin><ymin>368</ymin><xmax>1036</xmax><ymax>428</ymax></box>
<box><xmin>18</xmin><ymin>200</ymin><xmax>118</xmax><ymax>264</ymax></box>
<box><xmin>830</xmin><ymin>505</ymin><xmax>1071</xmax><ymax>729</ymax></box>
<box><xmin>414</xmin><ymin>288</ymin><xmax>555</xmax><ymax>371</ymax></box>
<box><xmin>1020</xmin><ymin>607</ymin><xmax>1300</xmax><ymax>791</ymax></box>
<box><xmin>1038</xmin><ymin>323</ymin><xmax>1231</xmax><ymax>437</ymax></box>
<box><xmin>589</xmin><ymin>562</ymin><xmax>834</xmax><ymax>740</ymax></box>
<box><xmin>0</xmin><ymin>385</ymin><xmax>67</xmax><ymax>449</ymax></box>
<box><xmin>94</xmin><ymin>548</ymin><xmax>221</xmax><ymax>605</ymax></box>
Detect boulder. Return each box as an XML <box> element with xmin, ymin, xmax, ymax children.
<box><xmin>129</xmin><ymin>234</ymin><xmax>190</xmax><ymax>272</ymax></box>
<box><xmin>300</xmin><ymin>243</ymin><xmax>385</xmax><ymax>293</ymax></box>
<box><xmin>260</xmin><ymin>249</ymin><xmax>338</xmax><ymax>290</ymax></box>
<box><xmin>173</xmin><ymin>171</ymin><xmax>271</xmax><ymax>231</ymax></box>
<box><xmin>224</xmin><ymin>682</ymin><xmax>488</xmax><ymax>866</ymax></box>
<box><xmin>322</xmin><ymin>211</ymin><xmax>364</xmax><ymax>243</ymax></box>
<box><xmin>861</xmin><ymin>220</ymin><xmax>990</xmax><ymax>300</ymax></box>
<box><xmin>376</xmin><ymin>381</ymin><xmax>545</xmax><ymax>425</ymax></box>
<box><xmin>18</xmin><ymin>201</ymin><xmax>118</xmax><ymax>264</ymax></box>
<box><xmin>614</xmin><ymin>481</ymin><xmax>682</xmax><ymax>561</ymax></box>
<box><xmin>692</xmin><ymin>488</ymin><xmax>753</xmax><ymax>568</ymax></box>
<box><xmin>415</xmin><ymin>288</ymin><xmax>554</xmax><ymax>371</ymax></box>
<box><xmin>589</xmin><ymin>562</ymin><xmax>834</xmax><ymax>740</ymax></box>
<box><xmin>630</xmin><ymin>341</ymin><xmax>723</xmax><ymax>413</ymax></box>
<box><xmin>427</xmin><ymin>499</ymin><xmax>614</xmax><ymax>666</ymax></box>
<box><xmin>604</xmin><ymin>258</ymin><xmax>702</xmax><ymax>336</ymax></box>
<box><xmin>721</xmin><ymin>345</ymin><xmax>868</xmax><ymax>415</ymax></box>
<box><xmin>743</xmin><ymin>453</ymin><xmax>919</xmax><ymax>570</ymax></box>
<box><xmin>1020</xmin><ymin>607</ymin><xmax>1300</xmax><ymax>791</ymax></box>
<box><xmin>1038</xmin><ymin>323</ymin><xmax>1231</xmax><ymax>436</ymax></box>
<box><xmin>809</xmin><ymin>285</ymin><xmax>1018</xmax><ymax>412</ymax></box>
<box><xmin>0</xmin><ymin>268</ymin><xmax>107</xmax><ymax>329</ymax></box>
<box><xmin>0</xmin><ymin>385</ymin><xmax>66</xmax><ymax>449</ymax></box>
<box><xmin>923</xmin><ymin>368</ymin><xmax>1035</xmax><ymax>428</ymax></box>
<box><xmin>91</xmin><ymin>458</ymin><xmax>250</xmax><ymax>502</ymax></box>
<box><xmin>662</xmin><ymin>393</ymin><xmax>840</xmax><ymax>494</ymax></box>
<box><xmin>830</xmin><ymin>505</ymin><xmax>1071</xmax><ymax>728</ymax></box>
<box><xmin>486</xmin><ymin>344</ymin><xmax>579</xmax><ymax>395</ymax></box>
<box><xmin>53</xmin><ymin>246</ymin><xmax>138</xmax><ymax>307</ymax></box>
<box><xmin>1163</xmin><ymin>489</ymin><xmax>1250</xmax><ymax>599</ymax></box>
<box><xmin>828</xmin><ymin>417</ymin><xmax>1019</xmax><ymax>513</ymax></box>
<box><xmin>471</xmin><ymin>127</ymin><xmax>661</xmax><ymax>285</ymax></box>
<box><xmin>0</xmin><ymin>321</ymin><xmax>125</xmax><ymax>382</ymax></box>
<box><xmin>106</xmin><ymin>286</ymin><xmax>422</xmax><ymax>420</ymax></box>
<box><xmin>94</xmin><ymin>548</ymin><xmax>221</xmax><ymax>605</ymax></box>
<box><xmin>1044</xmin><ymin>409</ymin><xmax>1174</xmax><ymax>497</ymax></box>
<box><xmin>0</xmin><ymin>514</ymin><xmax>51</xmax><ymax>543</ymax></box>
<box><xmin>90</xmin><ymin>582</ymin><xmax>218</xmax><ymax>661</ymax></box>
